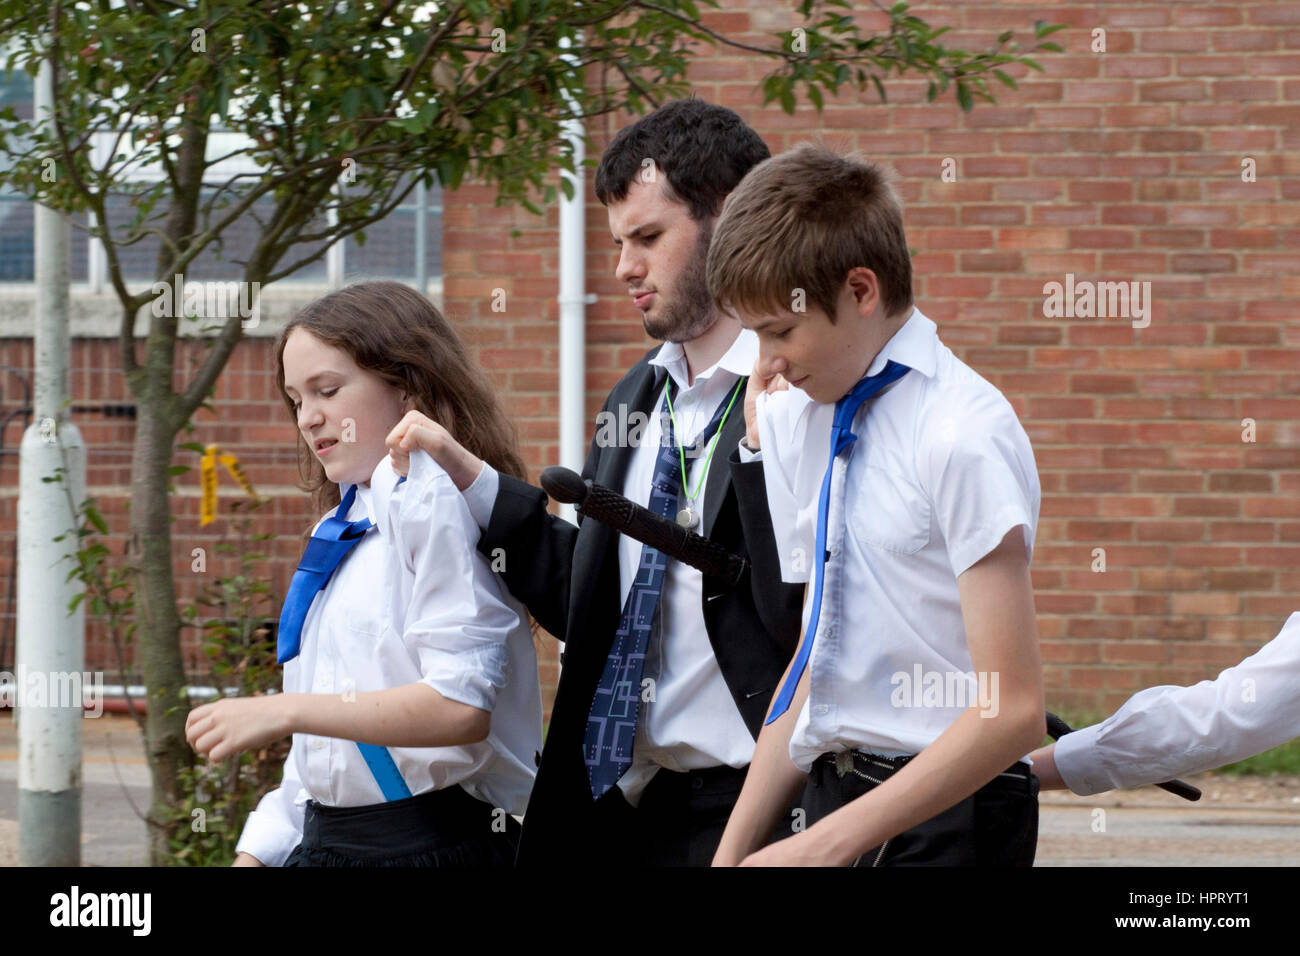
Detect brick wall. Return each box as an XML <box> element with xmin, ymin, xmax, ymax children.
<box><xmin>2</xmin><ymin>1</ymin><xmax>1297</xmax><ymax>719</ymax></box>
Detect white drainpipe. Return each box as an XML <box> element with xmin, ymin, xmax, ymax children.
<box><xmin>557</xmin><ymin>36</ymin><xmax>592</xmax><ymax>524</ymax></box>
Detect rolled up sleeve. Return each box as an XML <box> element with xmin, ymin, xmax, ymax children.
<box><xmin>394</xmin><ymin>450</ymin><xmax>517</xmax><ymax>713</ymax></box>
<box><xmin>235</xmin><ymin>742</ymin><xmax>307</xmax><ymax>867</ymax></box>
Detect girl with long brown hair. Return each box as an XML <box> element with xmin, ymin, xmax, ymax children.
<box><xmin>186</xmin><ymin>281</ymin><xmax>541</xmax><ymax>867</ymax></box>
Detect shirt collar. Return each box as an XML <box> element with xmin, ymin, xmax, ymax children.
<box><xmin>780</xmin><ymin>307</ymin><xmax>939</xmax><ymax>430</ymax></box>
<box><xmin>864</xmin><ymin>307</ymin><xmax>938</xmax><ymax>380</ymax></box>
<box><xmin>347</xmin><ymin>455</ymin><xmax>403</xmax><ymax>537</ymax></box>
<box><xmin>649</xmin><ymin>327</ymin><xmax>757</xmax><ymax>393</ymax></box>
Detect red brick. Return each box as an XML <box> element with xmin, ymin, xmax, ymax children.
<box><xmin>1140</xmin><ymin>81</ymin><xmax>1207</xmax><ymax>101</ymax></box>
<box><xmin>1210</xmin><ymin>521</ymin><xmax>1275</xmax><ymax>541</ymax></box>
<box><xmin>1208</xmin><ymin>569</ymin><xmax>1276</xmax><ymax>591</ymax></box>
<box><xmin>1141</xmin><ymin>30</ymin><xmax>1209</xmax><ymax>52</ymax></box>
<box><xmin>1178</xmin><ymin>56</ymin><xmax>1246</xmax><ymax>77</ymax></box>
<box><xmin>1071</xmin><ymin>374</ymin><xmax>1138</xmax><ymax>395</ymax></box>
<box><xmin>1213</xmin><ymin>79</ymin><xmax>1281</xmax><ymax>102</ymax></box>
<box><xmin>1213</xmin><ymin>325</ymin><xmax>1280</xmax><ymax>345</ymax></box>
<box><xmin>1138</xmin><ymin>180</ymin><xmax>1203</xmax><ymax>202</ymax></box>
<box><xmin>1033</xmin><ymin>204</ymin><xmax>1099</xmax><ymax>226</ymax></box>
<box><xmin>1032</xmin><ymin>156</ymin><xmax>1101</xmax><ymax>177</ymax></box>
<box><xmin>1171</xmin><ymin>546</ymin><xmax>1244</xmax><ymax>567</ymax></box>
<box><xmin>1067</xmin><ymin>228</ymin><xmax>1134</xmax><ymax>248</ymax></box>
<box><xmin>1103</xmin><ymin>59</ymin><xmax>1172</xmax><ymax>80</ymax></box>
<box><xmin>1033</xmin><ymin>106</ymin><xmax>1101</xmax><ymax>127</ymax></box>
<box><xmin>1141</xmin><ymin>131</ymin><xmax>1204</xmax><ymax>152</ymax></box>
<box><xmin>1100</xmin><ymin>446</ymin><xmax>1170</xmax><ymax>469</ymax></box>
<box><xmin>1213</xmin><ymin>31</ymin><xmax>1277</xmax><ymax>52</ymax></box>
<box><xmin>1250</xmin><ymin>6</ymin><xmax>1300</xmax><ymax>25</ymax></box>
<box><xmin>1250</xmin><ymin>54</ymin><xmax>1300</xmax><ymax>74</ymax></box>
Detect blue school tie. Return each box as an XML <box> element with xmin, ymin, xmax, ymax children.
<box><xmin>276</xmin><ymin>478</ymin><xmax>413</xmax><ymax>802</ymax></box>
<box><xmin>765</xmin><ymin>360</ymin><xmax>912</xmax><ymax>724</ymax></box>
<box><xmin>583</xmin><ymin>377</ymin><xmax>739</xmax><ymax>799</ymax></box>
<box><xmin>277</xmin><ymin>483</ymin><xmax>374</xmax><ymax>665</ymax></box>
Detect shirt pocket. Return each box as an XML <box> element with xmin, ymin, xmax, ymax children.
<box><xmin>341</xmin><ymin>603</ymin><xmax>384</xmax><ymax>637</ymax></box>
<box><xmin>849</xmin><ymin>464</ymin><xmax>932</xmax><ymax>555</ymax></box>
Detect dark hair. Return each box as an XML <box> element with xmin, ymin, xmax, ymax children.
<box><xmin>708</xmin><ymin>143</ymin><xmax>914</xmax><ymax>322</ymax></box>
<box><xmin>274</xmin><ymin>281</ymin><xmax>527</xmax><ymax>522</ymax></box>
<box><xmin>594</xmin><ymin>97</ymin><xmax>771</xmax><ymax>221</ymax></box>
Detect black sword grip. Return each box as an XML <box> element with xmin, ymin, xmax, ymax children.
<box><xmin>540</xmin><ymin>466</ymin><xmax>747</xmax><ymax>586</ymax></box>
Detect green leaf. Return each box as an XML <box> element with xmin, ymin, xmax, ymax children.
<box><xmin>993</xmin><ymin>69</ymin><xmax>1017</xmax><ymax>89</ymax></box>
<box><xmin>341</xmin><ymin>86</ymin><xmax>361</xmax><ymax>119</ymax></box>
<box><xmin>169</xmin><ymin>465</ymin><xmax>190</xmax><ymax>476</ymax></box>
<box><xmin>364</xmin><ymin>85</ymin><xmax>388</xmax><ymax>113</ymax></box>
<box><xmin>85</xmin><ymin>506</ymin><xmax>108</xmax><ymax>534</ymax></box>
<box><xmin>216</xmin><ymin>82</ymin><xmax>231</xmax><ymax>122</ymax></box>
<box><xmin>956</xmin><ymin>82</ymin><xmax>973</xmax><ymax>111</ymax></box>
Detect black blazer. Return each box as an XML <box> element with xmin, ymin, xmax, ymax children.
<box><xmin>477</xmin><ymin>347</ymin><xmax>803</xmax><ymax>863</ymax></box>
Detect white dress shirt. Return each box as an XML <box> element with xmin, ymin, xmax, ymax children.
<box><xmin>1055</xmin><ymin>611</ymin><xmax>1300</xmax><ymax>795</ymax></box>
<box><xmin>237</xmin><ymin>449</ymin><xmax>542</xmax><ymax>866</ymax></box>
<box><xmin>465</xmin><ymin>330</ymin><xmax>761</xmax><ymax>804</ymax></box>
<box><xmin>757</xmin><ymin>309</ymin><xmax>1041</xmax><ymax>772</ymax></box>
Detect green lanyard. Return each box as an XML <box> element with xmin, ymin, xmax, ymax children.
<box><xmin>663</xmin><ymin>376</ymin><xmax>745</xmax><ymax>529</ymax></box>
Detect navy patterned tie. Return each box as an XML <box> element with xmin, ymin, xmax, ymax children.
<box><xmin>583</xmin><ymin>375</ymin><xmax>741</xmax><ymax>799</ymax></box>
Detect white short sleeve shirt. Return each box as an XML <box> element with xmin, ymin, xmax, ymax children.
<box><xmin>757</xmin><ymin>309</ymin><xmax>1041</xmax><ymax>771</ymax></box>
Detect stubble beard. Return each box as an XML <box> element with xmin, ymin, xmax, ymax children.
<box><xmin>642</xmin><ymin>221</ymin><xmax>718</xmax><ymax>344</ymax></box>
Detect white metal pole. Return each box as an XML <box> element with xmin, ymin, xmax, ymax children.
<box><xmin>415</xmin><ymin>178</ymin><xmax>428</xmax><ymax>296</ymax></box>
<box><xmin>557</xmin><ymin>36</ymin><xmax>590</xmax><ymax>524</ymax></box>
<box><xmin>17</xmin><ymin>55</ymin><xmax>86</xmax><ymax>866</ymax></box>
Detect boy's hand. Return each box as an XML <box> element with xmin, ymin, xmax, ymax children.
<box><xmin>743</xmin><ymin>361</ymin><xmax>790</xmax><ymax>450</ymax></box>
<box><xmin>232</xmin><ymin>852</ymin><xmax>266</xmax><ymax>867</ymax></box>
<box><xmin>736</xmin><ymin>829</ymin><xmax>848</xmax><ymax>867</ymax></box>
<box><xmin>385</xmin><ymin>410</ymin><xmax>484</xmax><ymax>491</ymax></box>
<box><xmin>186</xmin><ymin>695</ymin><xmax>293</xmax><ymax>764</ymax></box>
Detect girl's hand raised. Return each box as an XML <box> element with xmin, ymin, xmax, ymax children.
<box><xmin>186</xmin><ymin>695</ymin><xmax>293</xmax><ymax>764</ymax></box>
<box><xmin>386</xmin><ymin>410</ymin><xmax>484</xmax><ymax>491</ymax></box>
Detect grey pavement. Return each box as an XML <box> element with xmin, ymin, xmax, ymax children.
<box><xmin>0</xmin><ymin>712</ymin><xmax>150</xmax><ymax>866</ymax></box>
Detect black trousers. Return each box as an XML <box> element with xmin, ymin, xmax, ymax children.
<box><xmin>283</xmin><ymin>785</ymin><xmax>520</xmax><ymax>867</ymax></box>
<box><xmin>589</xmin><ymin>764</ymin><xmax>752</xmax><ymax>867</ymax></box>
<box><xmin>799</xmin><ymin>751</ymin><xmax>1039</xmax><ymax>867</ymax></box>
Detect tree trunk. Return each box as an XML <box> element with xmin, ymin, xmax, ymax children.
<box><xmin>128</xmin><ymin>395</ymin><xmax>192</xmax><ymax>864</ymax></box>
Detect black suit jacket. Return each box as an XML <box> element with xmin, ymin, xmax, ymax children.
<box><xmin>477</xmin><ymin>347</ymin><xmax>803</xmax><ymax>863</ymax></box>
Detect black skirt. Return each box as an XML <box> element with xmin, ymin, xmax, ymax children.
<box><xmin>283</xmin><ymin>785</ymin><xmax>521</xmax><ymax>867</ymax></box>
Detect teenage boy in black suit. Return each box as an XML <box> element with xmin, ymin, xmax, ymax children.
<box><xmin>388</xmin><ymin>99</ymin><xmax>803</xmax><ymax>865</ymax></box>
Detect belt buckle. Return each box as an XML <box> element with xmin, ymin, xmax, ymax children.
<box><xmin>834</xmin><ymin>751</ymin><xmax>855</xmax><ymax>778</ymax></box>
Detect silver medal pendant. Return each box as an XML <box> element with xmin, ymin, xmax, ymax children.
<box><xmin>676</xmin><ymin>505</ymin><xmax>699</xmax><ymax>530</ymax></box>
